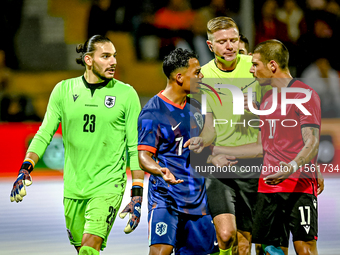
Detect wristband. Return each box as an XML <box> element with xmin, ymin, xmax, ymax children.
<box><xmin>132</xmin><ymin>178</ymin><xmax>144</xmax><ymax>188</ymax></box>
<box><xmin>20</xmin><ymin>158</ymin><xmax>35</xmax><ymax>173</ymax></box>
<box><xmin>131</xmin><ymin>186</ymin><xmax>143</xmax><ymax>197</ymax></box>
<box><xmin>289</xmin><ymin>160</ymin><xmax>298</xmax><ymax>173</ymax></box>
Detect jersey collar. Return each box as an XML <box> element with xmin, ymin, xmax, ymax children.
<box><xmin>287</xmin><ymin>78</ymin><xmax>297</xmax><ymax>88</ymax></box>
<box><xmin>157</xmin><ymin>91</ymin><xmax>187</xmax><ymax>110</ymax></box>
<box><xmin>82</xmin><ymin>75</ymin><xmax>110</xmax><ymax>90</ymax></box>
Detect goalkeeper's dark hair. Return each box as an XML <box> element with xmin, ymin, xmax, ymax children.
<box><xmin>76</xmin><ymin>35</ymin><xmax>113</xmax><ymax>66</ymax></box>
<box><xmin>162</xmin><ymin>48</ymin><xmax>198</xmax><ymax>79</ymax></box>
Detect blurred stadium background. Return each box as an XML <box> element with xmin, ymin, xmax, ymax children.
<box><xmin>1</xmin><ymin>0</ymin><xmax>340</xmax><ymax>254</ymax></box>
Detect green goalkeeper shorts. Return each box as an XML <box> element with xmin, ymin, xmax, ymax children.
<box><xmin>64</xmin><ymin>193</ymin><xmax>123</xmax><ymax>250</ymax></box>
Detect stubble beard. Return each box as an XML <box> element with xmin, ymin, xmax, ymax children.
<box><xmin>92</xmin><ymin>62</ymin><xmax>113</xmax><ymax>82</ymax></box>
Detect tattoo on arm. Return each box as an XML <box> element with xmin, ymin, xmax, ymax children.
<box><xmin>297</xmin><ymin>156</ymin><xmax>305</xmax><ymax>166</ymax></box>
<box><xmin>302</xmin><ymin>128</ymin><xmax>308</xmax><ymax>144</ymax></box>
<box><xmin>301</xmin><ymin>127</ymin><xmax>317</xmax><ymax>145</ymax></box>
<box><xmin>297</xmin><ymin>127</ymin><xmax>319</xmax><ymax>166</ymax></box>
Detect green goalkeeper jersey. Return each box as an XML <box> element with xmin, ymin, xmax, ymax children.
<box><xmin>28</xmin><ymin>76</ymin><xmax>141</xmax><ymax>199</ymax></box>
<box><xmin>201</xmin><ymin>54</ymin><xmax>271</xmax><ymax>147</ymax></box>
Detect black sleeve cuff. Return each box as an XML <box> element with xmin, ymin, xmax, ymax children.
<box><xmin>131</xmin><ymin>187</ymin><xmax>143</xmax><ymax>197</ymax></box>
<box><xmin>301</xmin><ymin>124</ymin><xmax>320</xmax><ymax>129</ymax></box>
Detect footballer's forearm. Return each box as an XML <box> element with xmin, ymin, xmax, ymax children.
<box><xmin>131</xmin><ymin>170</ymin><xmax>144</xmax><ymax>180</ymax></box>
<box><xmin>212</xmin><ymin>130</ymin><xmax>263</xmax><ymax>159</ymax></box>
<box><xmin>293</xmin><ymin>126</ymin><xmax>319</xmax><ymax>167</ymax></box>
<box><xmin>213</xmin><ymin>143</ymin><xmax>263</xmax><ymax>159</ymax></box>
<box><xmin>24</xmin><ymin>152</ymin><xmax>40</xmax><ymax>166</ymax></box>
<box><xmin>200</xmin><ymin>112</ymin><xmax>216</xmax><ymax>147</ymax></box>
<box><xmin>138</xmin><ymin>151</ymin><xmax>164</xmax><ymax>177</ymax></box>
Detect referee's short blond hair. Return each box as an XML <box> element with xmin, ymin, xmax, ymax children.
<box><xmin>207</xmin><ymin>17</ymin><xmax>239</xmax><ymax>41</ymax></box>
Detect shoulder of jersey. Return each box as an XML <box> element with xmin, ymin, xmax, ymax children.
<box><xmin>108</xmin><ymin>78</ymin><xmax>135</xmax><ymax>90</ymax></box>
<box><xmin>187</xmin><ymin>96</ymin><xmax>201</xmax><ymax>110</ymax></box>
<box><xmin>57</xmin><ymin>76</ymin><xmax>80</xmax><ymax>86</ymax></box>
<box><xmin>142</xmin><ymin>95</ymin><xmax>161</xmax><ymax>111</ymax></box>
<box><xmin>113</xmin><ymin>78</ymin><xmax>131</xmax><ymax>87</ymax></box>
<box><xmin>201</xmin><ymin>59</ymin><xmax>214</xmax><ymax>72</ymax></box>
<box><xmin>293</xmin><ymin>79</ymin><xmax>319</xmax><ymax>96</ymax></box>
<box><xmin>292</xmin><ymin>79</ymin><xmax>311</xmax><ymax>90</ymax></box>
<box><xmin>239</xmin><ymin>54</ymin><xmax>253</xmax><ymax>63</ymax></box>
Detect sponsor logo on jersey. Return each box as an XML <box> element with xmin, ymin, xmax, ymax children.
<box><xmin>194</xmin><ymin>112</ymin><xmax>204</xmax><ymax>129</ymax></box>
<box><xmin>155</xmin><ymin>222</ymin><xmax>167</xmax><ymax>236</ymax></box>
<box><xmin>105</xmin><ymin>96</ymin><xmax>116</xmax><ymax>108</ymax></box>
<box><xmin>73</xmin><ymin>94</ymin><xmax>79</xmax><ymax>102</ymax></box>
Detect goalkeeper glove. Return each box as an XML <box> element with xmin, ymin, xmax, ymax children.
<box><xmin>119</xmin><ymin>186</ymin><xmax>143</xmax><ymax>234</ymax></box>
<box><xmin>10</xmin><ymin>161</ymin><xmax>33</xmax><ymax>202</ymax></box>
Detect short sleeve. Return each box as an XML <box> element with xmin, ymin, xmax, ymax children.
<box><xmin>298</xmin><ymin>90</ymin><xmax>321</xmax><ymax>128</ymax></box>
<box><xmin>138</xmin><ymin>110</ymin><xmax>161</xmax><ymax>154</ymax></box>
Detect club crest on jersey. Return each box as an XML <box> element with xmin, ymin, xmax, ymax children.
<box><xmin>194</xmin><ymin>112</ymin><xmax>204</xmax><ymax>129</ymax></box>
<box><xmin>155</xmin><ymin>222</ymin><xmax>167</xmax><ymax>236</ymax></box>
<box><xmin>105</xmin><ymin>96</ymin><xmax>116</xmax><ymax>108</ymax></box>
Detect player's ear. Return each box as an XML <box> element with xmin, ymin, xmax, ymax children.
<box><xmin>268</xmin><ymin>60</ymin><xmax>277</xmax><ymax>73</ymax></box>
<box><xmin>175</xmin><ymin>72</ymin><xmax>184</xmax><ymax>84</ymax></box>
<box><xmin>207</xmin><ymin>40</ymin><xmax>213</xmax><ymax>52</ymax></box>
<box><xmin>84</xmin><ymin>54</ymin><xmax>92</xmax><ymax>66</ymax></box>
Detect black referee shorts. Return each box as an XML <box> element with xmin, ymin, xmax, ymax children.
<box><xmin>205</xmin><ymin>158</ymin><xmax>262</xmax><ymax>232</ymax></box>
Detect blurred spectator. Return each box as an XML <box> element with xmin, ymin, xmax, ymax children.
<box><xmin>0</xmin><ymin>49</ymin><xmax>11</xmax><ymax>120</ymax></box>
<box><xmin>133</xmin><ymin>0</ymin><xmax>241</xmax><ymax>62</ymax></box>
<box><xmin>297</xmin><ymin>8</ymin><xmax>338</xmax><ymax>74</ymax></box>
<box><xmin>301</xmin><ymin>57</ymin><xmax>340</xmax><ymax>118</ymax></box>
<box><xmin>276</xmin><ymin>0</ymin><xmax>307</xmax><ymax>72</ymax></box>
<box><xmin>0</xmin><ymin>50</ymin><xmax>40</xmax><ymax>122</ymax></box>
<box><xmin>277</xmin><ymin>0</ymin><xmax>306</xmax><ymax>43</ymax></box>
<box><xmin>88</xmin><ymin>0</ymin><xmax>113</xmax><ymax>37</ymax></box>
<box><xmin>131</xmin><ymin>0</ymin><xmax>167</xmax><ymax>60</ymax></box>
<box><xmin>0</xmin><ymin>94</ymin><xmax>41</xmax><ymax>122</ymax></box>
<box><xmin>87</xmin><ymin>0</ymin><xmax>133</xmax><ymax>37</ymax></box>
<box><xmin>189</xmin><ymin>0</ymin><xmax>210</xmax><ymax>10</ymax></box>
<box><xmin>194</xmin><ymin>0</ymin><xmax>241</xmax><ymax>34</ymax></box>
<box><xmin>325</xmin><ymin>0</ymin><xmax>340</xmax><ymax>16</ymax></box>
<box><xmin>0</xmin><ymin>50</ymin><xmax>10</xmax><ymax>94</ymax></box>
<box><xmin>303</xmin><ymin>0</ymin><xmax>340</xmax><ymax>39</ymax></box>
<box><xmin>153</xmin><ymin>0</ymin><xmax>196</xmax><ymax>59</ymax></box>
<box><xmin>0</xmin><ymin>0</ymin><xmax>24</xmax><ymax>69</ymax></box>
<box><xmin>255</xmin><ymin>0</ymin><xmax>289</xmax><ymax>45</ymax></box>
<box><xmin>305</xmin><ymin>0</ymin><xmax>327</xmax><ymax>11</ymax></box>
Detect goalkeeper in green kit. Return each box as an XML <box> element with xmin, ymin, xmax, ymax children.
<box><xmin>9</xmin><ymin>35</ymin><xmax>144</xmax><ymax>255</ymax></box>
